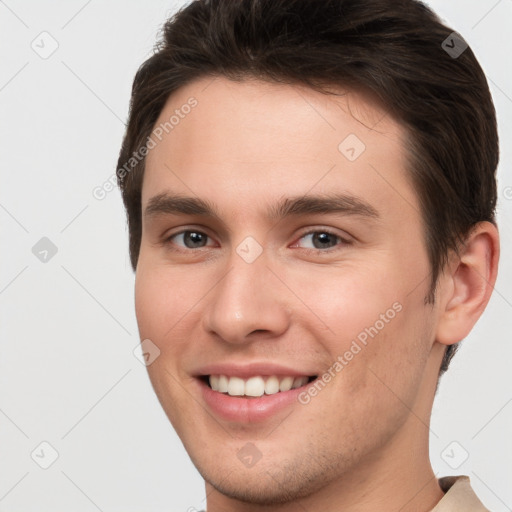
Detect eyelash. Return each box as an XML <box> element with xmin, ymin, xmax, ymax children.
<box><xmin>291</xmin><ymin>228</ymin><xmax>350</xmax><ymax>252</ymax></box>
<box><xmin>164</xmin><ymin>228</ymin><xmax>350</xmax><ymax>253</ymax></box>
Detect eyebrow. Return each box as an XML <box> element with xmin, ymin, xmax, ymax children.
<box><xmin>144</xmin><ymin>192</ymin><xmax>380</xmax><ymax>222</ymax></box>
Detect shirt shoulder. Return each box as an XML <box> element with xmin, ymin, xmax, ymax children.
<box><xmin>430</xmin><ymin>475</ymin><xmax>490</xmax><ymax>512</ymax></box>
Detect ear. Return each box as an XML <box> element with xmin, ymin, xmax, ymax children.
<box><xmin>435</xmin><ymin>221</ymin><xmax>500</xmax><ymax>346</ymax></box>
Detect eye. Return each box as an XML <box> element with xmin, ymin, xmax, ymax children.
<box><xmin>293</xmin><ymin>230</ymin><xmax>347</xmax><ymax>250</ymax></box>
<box><xmin>167</xmin><ymin>230</ymin><xmax>215</xmax><ymax>249</ymax></box>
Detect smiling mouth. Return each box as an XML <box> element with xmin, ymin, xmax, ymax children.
<box><xmin>201</xmin><ymin>374</ymin><xmax>317</xmax><ymax>398</ymax></box>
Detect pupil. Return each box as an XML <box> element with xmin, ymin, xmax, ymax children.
<box><xmin>185</xmin><ymin>231</ymin><xmax>206</xmax><ymax>248</ymax></box>
<box><xmin>313</xmin><ymin>232</ymin><xmax>336</xmax><ymax>249</ymax></box>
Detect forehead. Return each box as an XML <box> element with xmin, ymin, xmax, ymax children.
<box><xmin>142</xmin><ymin>75</ymin><xmax>418</xmax><ymax>220</ymax></box>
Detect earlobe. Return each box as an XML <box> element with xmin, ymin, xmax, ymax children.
<box><xmin>435</xmin><ymin>221</ymin><xmax>500</xmax><ymax>346</ymax></box>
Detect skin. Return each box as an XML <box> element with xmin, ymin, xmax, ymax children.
<box><xmin>134</xmin><ymin>76</ymin><xmax>499</xmax><ymax>512</ymax></box>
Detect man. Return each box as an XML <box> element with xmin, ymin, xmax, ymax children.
<box><xmin>116</xmin><ymin>1</ymin><xmax>500</xmax><ymax>510</ymax></box>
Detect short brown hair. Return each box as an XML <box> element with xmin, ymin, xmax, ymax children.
<box><xmin>117</xmin><ymin>0</ymin><xmax>499</xmax><ymax>374</ymax></box>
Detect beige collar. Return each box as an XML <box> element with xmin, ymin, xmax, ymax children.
<box><xmin>430</xmin><ymin>476</ymin><xmax>489</xmax><ymax>512</ymax></box>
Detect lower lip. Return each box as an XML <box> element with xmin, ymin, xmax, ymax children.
<box><xmin>197</xmin><ymin>379</ymin><xmax>310</xmax><ymax>423</ymax></box>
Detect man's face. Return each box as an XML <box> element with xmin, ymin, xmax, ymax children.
<box><xmin>135</xmin><ymin>76</ymin><xmax>443</xmax><ymax>504</ymax></box>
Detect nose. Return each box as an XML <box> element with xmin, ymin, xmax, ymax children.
<box><xmin>201</xmin><ymin>250</ymin><xmax>291</xmax><ymax>345</ymax></box>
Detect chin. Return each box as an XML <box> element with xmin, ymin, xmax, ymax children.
<box><xmin>190</xmin><ymin>452</ymin><xmax>337</xmax><ymax>506</ymax></box>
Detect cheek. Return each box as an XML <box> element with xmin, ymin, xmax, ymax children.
<box><xmin>343</xmin><ymin>293</ymin><xmax>434</xmax><ymax>425</ymax></box>
<box><xmin>295</xmin><ymin>260</ymin><xmax>432</xmax><ymax>392</ymax></box>
<box><xmin>288</xmin><ymin>261</ymin><xmax>401</xmax><ymax>341</ymax></box>
<box><xmin>134</xmin><ymin>270</ymin><xmax>165</xmax><ymax>341</ymax></box>
<box><xmin>134</xmin><ymin>263</ymin><xmax>198</xmax><ymax>341</ymax></box>
<box><xmin>134</xmin><ymin>265</ymin><xmax>201</xmax><ymax>421</ymax></box>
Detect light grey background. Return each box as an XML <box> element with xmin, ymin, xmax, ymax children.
<box><xmin>0</xmin><ymin>1</ymin><xmax>511</xmax><ymax>511</ymax></box>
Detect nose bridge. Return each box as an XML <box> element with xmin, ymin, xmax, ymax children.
<box><xmin>202</xmin><ymin>246</ymin><xmax>289</xmax><ymax>344</ymax></box>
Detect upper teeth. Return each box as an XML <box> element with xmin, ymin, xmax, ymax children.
<box><xmin>209</xmin><ymin>375</ymin><xmax>310</xmax><ymax>397</ymax></box>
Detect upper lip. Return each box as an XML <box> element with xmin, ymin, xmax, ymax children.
<box><xmin>194</xmin><ymin>362</ymin><xmax>318</xmax><ymax>379</ymax></box>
